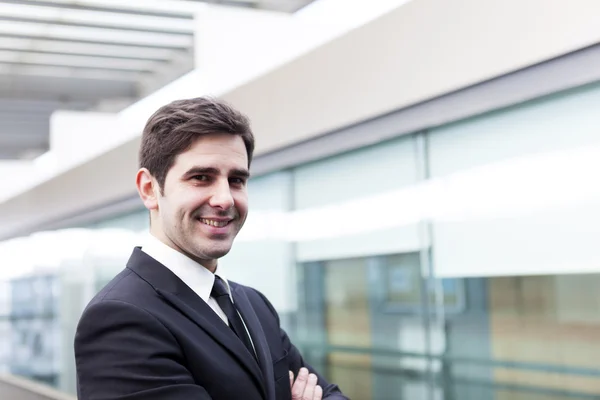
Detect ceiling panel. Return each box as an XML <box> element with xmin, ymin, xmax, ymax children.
<box><xmin>1</xmin><ymin>0</ymin><xmax>198</xmax><ymax>18</ymax></box>
<box><xmin>0</xmin><ymin>0</ymin><xmax>198</xmax><ymax>160</ymax></box>
<box><xmin>0</xmin><ymin>3</ymin><xmax>195</xmax><ymax>33</ymax></box>
<box><xmin>0</xmin><ymin>21</ymin><xmax>194</xmax><ymax>47</ymax></box>
<box><xmin>0</xmin><ymin>39</ymin><xmax>180</xmax><ymax>60</ymax></box>
<box><xmin>0</xmin><ymin>50</ymin><xmax>162</xmax><ymax>71</ymax></box>
<box><xmin>0</xmin><ymin>0</ymin><xmax>318</xmax><ymax>160</ymax></box>
<box><xmin>0</xmin><ymin>63</ymin><xmax>150</xmax><ymax>80</ymax></box>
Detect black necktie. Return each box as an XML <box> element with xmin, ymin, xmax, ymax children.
<box><xmin>211</xmin><ymin>276</ymin><xmax>256</xmax><ymax>359</ymax></box>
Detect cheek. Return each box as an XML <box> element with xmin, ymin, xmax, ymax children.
<box><xmin>176</xmin><ymin>191</ymin><xmax>205</xmax><ymax>214</ymax></box>
<box><xmin>234</xmin><ymin>194</ymin><xmax>248</xmax><ymax>214</ymax></box>
<box><xmin>165</xmin><ymin>201</ymin><xmax>194</xmax><ymax>227</ymax></box>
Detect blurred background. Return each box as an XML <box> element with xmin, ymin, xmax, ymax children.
<box><xmin>1</xmin><ymin>0</ymin><xmax>600</xmax><ymax>399</ymax></box>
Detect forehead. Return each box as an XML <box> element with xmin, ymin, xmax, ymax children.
<box><xmin>173</xmin><ymin>134</ymin><xmax>248</xmax><ymax>171</ymax></box>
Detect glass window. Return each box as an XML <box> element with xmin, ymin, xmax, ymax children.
<box><xmin>293</xmin><ymin>135</ymin><xmax>422</xmax><ymax>262</ymax></box>
<box><xmin>297</xmin><ymin>253</ymin><xmax>442</xmax><ymax>400</ymax></box>
<box><xmin>91</xmin><ymin>209</ymin><xmax>149</xmax><ymax>232</ymax></box>
<box><xmin>428</xmin><ymin>82</ymin><xmax>600</xmax><ymax>399</ymax></box>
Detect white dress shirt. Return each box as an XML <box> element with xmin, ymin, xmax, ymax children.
<box><xmin>141</xmin><ymin>234</ymin><xmax>233</xmax><ymax>324</ymax></box>
<box><xmin>140</xmin><ymin>234</ymin><xmax>256</xmax><ymax>354</ymax></box>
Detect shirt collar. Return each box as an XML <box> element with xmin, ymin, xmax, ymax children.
<box><xmin>140</xmin><ymin>233</ymin><xmax>232</xmax><ymax>302</ymax></box>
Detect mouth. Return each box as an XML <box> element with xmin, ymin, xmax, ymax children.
<box><xmin>197</xmin><ymin>217</ymin><xmax>232</xmax><ymax>228</ymax></box>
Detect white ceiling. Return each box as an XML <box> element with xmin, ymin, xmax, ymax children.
<box><xmin>0</xmin><ymin>0</ymin><xmax>316</xmax><ymax>159</ymax></box>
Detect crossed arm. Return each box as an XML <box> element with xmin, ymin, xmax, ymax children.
<box><xmin>255</xmin><ymin>289</ymin><xmax>349</xmax><ymax>400</ymax></box>
<box><xmin>75</xmin><ymin>298</ymin><xmax>349</xmax><ymax>400</ymax></box>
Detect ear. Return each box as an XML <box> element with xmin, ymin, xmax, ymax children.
<box><xmin>136</xmin><ymin>168</ymin><xmax>160</xmax><ymax>211</ymax></box>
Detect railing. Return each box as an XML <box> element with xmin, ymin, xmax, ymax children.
<box><xmin>299</xmin><ymin>343</ymin><xmax>600</xmax><ymax>400</ymax></box>
<box><xmin>0</xmin><ymin>374</ymin><xmax>75</xmax><ymax>400</ymax></box>
<box><xmin>2</xmin><ymin>343</ymin><xmax>599</xmax><ymax>400</ymax></box>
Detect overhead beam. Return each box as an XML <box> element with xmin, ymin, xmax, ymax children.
<box><xmin>0</xmin><ymin>50</ymin><xmax>162</xmax><ymax>71</ymax></box>
<box><xmin>0</xmin><ymin>16</ymin><xmax>194</xmax><ymax>36</ymax></box>
<box><xmin>0</xmin><ymin>33</ymin><xmax>190</xmax><ymax>50</ymax></box>
<box><xmin>0</xmin><ymin>20</ymin><xmax>193</xmax><ymax>48</ymax></box>
<box><xmin>0</xmin><ymin>62</ymin><xmax>145</xmax><ymax>80</ymax></box>
<box><xmin>0</xmin><ymin>46</ymin><xmax>175</xmax><ymax>62</ymax></box>
<box><xmin>0</xmin><ymin>60</ymin><xmax>154</xmax><ymax>73</ymax></box>
<box><xmin>0</xmin><ymin>3</ymin><xmax>195</xmax><ymax>34</ymax></box>
<box><xmin>0</xmin><ymin>0</ymin><xmax>195</xmax><ymax>19</ymax></box>
<box><xmin>0</xmin><ymin>38</ymin><xmax>182</xmax><ymax>60</ymax></box>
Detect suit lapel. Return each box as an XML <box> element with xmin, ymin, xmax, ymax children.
<box><xmin>232</xmin><ymin>286</ymin><xmax>276</xmax><ymax>400</ymax></box>
<box><xmin>125</xmin><ymin>248</ymin><xmax>266</xmax><ymax>398</ymax></box>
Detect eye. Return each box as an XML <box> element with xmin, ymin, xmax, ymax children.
<box><xmin>192</xmin><ymin>175</ymin><xmax>209</xmax><ymax>181</ymax></box>
<box><xmin>229</xmin><ymin>177</ymin><xmax>246</xmax><ymax>185</ymax></box>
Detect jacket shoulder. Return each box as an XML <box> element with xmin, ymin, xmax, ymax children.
<box><xmin>85</xmin><ymin>266</ymin><xmax>154</xmax><ymax>311</ymax></box>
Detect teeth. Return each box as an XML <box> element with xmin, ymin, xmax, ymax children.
<box><xmin>200</xmin><ymin>218</ymin><xmax>228</xmax><ymax>228</ymax></box>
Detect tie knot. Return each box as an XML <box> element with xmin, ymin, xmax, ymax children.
<box><xmin>211</xmin><ymin>276</ymin><xmax>230</xmax><ymax>298</ymax></box>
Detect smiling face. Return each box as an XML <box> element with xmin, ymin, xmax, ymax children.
<box><xmin>137</xmin><ymin>133</ymin><xmax>249</xmax><ymax>271</ymax></box>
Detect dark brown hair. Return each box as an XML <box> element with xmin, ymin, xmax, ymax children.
<box><xmin>139</xmin><ymin>97</ymin><xmax>254</xmax><ymax>194</ymax></box>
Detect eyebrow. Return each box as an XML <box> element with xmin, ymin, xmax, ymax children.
<box><xmin>183</xmin><ymin>167</ymin><xmax>250</xmax><ymax>179</ymax></box>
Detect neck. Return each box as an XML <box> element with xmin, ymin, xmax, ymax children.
<box><xmin>200</xmin><ymin>259</ymin><xmax>218</xmax><ymax>274</ymax></box>
<box><xmin>148</xmin><ymin>230</ymin><xmax>218</xmax><ymax>273</ymax></box>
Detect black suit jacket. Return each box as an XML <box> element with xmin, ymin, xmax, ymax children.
<box><xmin>74</xmin><ymin>248</ymin><xmax>348</xmax><ymax>400</ymax></box>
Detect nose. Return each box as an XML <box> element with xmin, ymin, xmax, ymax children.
<box><xmin>209</xmin><ymin>178</ymin><xmax>234</xmax><ymax>210</ymax></box>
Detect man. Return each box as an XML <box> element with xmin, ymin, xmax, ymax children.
<box><xmin>74</xmin><ymin>97</ymin><xmax>349</xmax><ymax>400</ymax></box>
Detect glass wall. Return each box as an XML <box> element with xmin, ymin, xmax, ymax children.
<box><xmin>425</xmin><ymin>82</ymin><xmax>600</xmax><ymax>400</ymax></box>
<box><xmin>3</xmin><ymin>82</ymin><xmax>600</xmax><ymax>399</ymax></box>
<box><xmin>0</xmin><ymin>220</ymin><xmax>146</xmax><ymax>394</ymax></box>
<box><xmin>287</xmin><ymin>82</ymin><xmax>600</xmax><ymax>400</ymax></box>
<box><xmin>9</xmin><ymin>274</ymin><xmax>60</xmax><ymax>386</ymax></box>
<box><xmin>0</xmin><ymin>280</ymin><xmax>10</xmax><ymax>374</ymax></box>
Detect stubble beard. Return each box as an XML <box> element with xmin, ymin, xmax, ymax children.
<box><xmin>186</xmin><ymin>217</ymin><xmax>236</xmax><ymax>262</ymax></box>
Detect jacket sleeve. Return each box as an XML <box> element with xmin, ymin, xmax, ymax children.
<box><xmin>254</xmin><ymin>290</ymin><xmax>350</xmax><ymax>400</ymax></box>
<box><xmin>74</xmin><ymin>299</ymin><xmax>212</xmax><ymax>400</ymax></box>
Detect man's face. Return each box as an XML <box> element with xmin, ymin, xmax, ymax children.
<box><xmin>151</xmin><ymin>134</ymin><xmax>249</xmax><ymax>270</ymax></box>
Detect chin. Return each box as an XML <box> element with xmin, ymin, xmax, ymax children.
<box><xmin>202</xmin><ymin>246</ymin><xmax>232</xmax><ymax>260</ymax></box>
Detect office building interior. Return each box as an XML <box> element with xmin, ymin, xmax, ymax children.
<box><xmin>1</xmin><ymin>0</ymin><xmax>600</xmax><ymax>399</ymax></box>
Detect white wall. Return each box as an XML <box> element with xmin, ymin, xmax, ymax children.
<box><xmin>49</xmin><ymin>111</ymin><xmax>122</xmax><ymax>171</ymax></box>
<box><xmin>0</xmin><ymin>112</ymin><xmax>122</xmax><ymax>204</ymax></box>
<box><xmin>0</xmin><ymin>138</ymin><xmax>141</xmax><ymax>239</ymax></box>
<box><xmin>0</xmin><ymin>162</ymin><xmax>34</xmax><ymax>203</ymax></box>
<box><xmin>223</xmin><ymin>0</ymin><xmax>600</xmax><ymax>154</ymax></box>
<box><xmin>195</xmin><ymin>7</ymin><xmax>316</xmax><ymax>94</ymax></box>
<box><xmin>119</xmin><ymin>1</ymin><xmax>395</xmax><ymax>136</ymax></box>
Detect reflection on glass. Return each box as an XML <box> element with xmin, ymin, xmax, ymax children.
<box><xmin>325</xmin><ymin>258</ymin><xmax>373</xmax><ymax>399</ymax></box>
